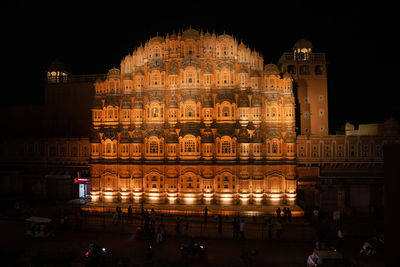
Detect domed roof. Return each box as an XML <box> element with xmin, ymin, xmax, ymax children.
<box><xmin>90</xmin><ymin>129</ymin><xmax>101</xmax><ymax>143</ymax></box>
<box><xmin>182</xmin><ymin>28</ymin><xmax>200</xmax><ymax>40</ymax></box>
<box><xmin>104</xmin><ymin>95</ymin><xmax>120</xmax><ymax>107</ymax></box>
<box><xmin>149</xmin><ymin>35</ymin><xmax>165</xmax><ymax>44</ymax></box>
<box><xmin>217</xmin><ymin>34</ymin><xmax>234</xmax><ymax>41</ymax></box>
<box><xmin>121</xmin><ymin>97</ymin><xmax>131</xmax><ymax>109</ymax></box>
<box><xmin>123</xmin><ymin>73</ymin><xmax>132</xmax><ymax>80</ymax></box>
<box><xmin>166</xmin><ymin>129</ymin><xmax>178</xmax><ymax>143</ymax></box>
<box><xmin>238</xmin><ymin>92</ymin><xmax>250</xmax><ymax>107</ymax></box>
<box><xmin>169</xmin><ymin>32</ymin><xmax>177</xmax><ymax>40</ymax></box>
<box><xmin>294</xmin><ymin>39</ymin><xmax>313</xmax><ymax>49</ymax></box>
<box><xmin>133</xmin><ymin>96</ymin><xmax>144</xmax><ymax>108</ymax></box>
<box><xmin>216</xmin><ymin>91</ymin><xmax>235</xmax><ymax>104</ymax></box>
<box><xmin>201</xmin><ymin>128</ymin><xmax>214</xmax><ymax>143</ymax></box>
<box><xmin>119</xmin><ymin>129</ymin><xmax>132</xmax><ymax>143</ymax></box>
<box><xmin>92</xmin><ymin>98</ymin><xmax>103</xmax><ymax>109</ymax></box>
<box><xmin>132</xmin><ymin>128</ymin><xmax>143</xmax><ymax>143</ymax></box>
<box><xmin>238</xmin><ymin>127</ymin><xmax>250</xmax><ymax>143</ymax></box>
<box><xmin>283</xmin><ymin>72</ymin><xmax>292</xmax><ymax>79</ymax></box>
<box><xmin>107</xmin><ymin>68</ymin><xmax>121</xmax><ymax>79</ymax></box>
<box><xmin>46</xmin><ymin>59</ymin><xmax>67</xmax><ymax>72</ymax></box>
<box><xmin>264</xmin><ymin>64</ymin><xmax>280</xmax><ymax>75</ymax></box>
<box><xmin>252</xmin><ymin>127</ymin><xmax>264</xmax><ymax>143</ymax></box>
<box><xmin>202</xmin><ymin>93</ymin><xmax>214</xmax><ymax>108</ymax></box>
<box><xmin>168</xmin><ymin>93</ymin><xmax>178</xmax><ymax>108</ymax></box>
<box><xmin>251</xmin><ymin>94</ymin><xmax>262</xmax><ymax>107</ymax></box>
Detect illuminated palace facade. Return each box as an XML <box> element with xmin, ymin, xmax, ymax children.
<box><xmin>89</xmin><ymin>29</ymin><xmax>300</xmax><ymax>204</ymax></box>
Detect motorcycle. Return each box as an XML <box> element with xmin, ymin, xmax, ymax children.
<box><xmin>85</xmin><ymin>241</ymin><xmax>107</xmax><ymax>266</ymax></box>
<box><xmin>360</xmin><ymin>241</ymin><xmax>376</xmax><ymax>256</ymax></box>
<box><xmin>180</xmin><ymin>241</ymin><xmax>205</xmax><ymax>260</ymax></box>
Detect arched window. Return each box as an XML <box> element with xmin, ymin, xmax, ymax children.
<box><xmin>272</xmin><ymin>142</ymin><xmax>278</xmax><ymax>153</ymax></box>
<box><xmin>185</xmin><ymin>105</ymin><xmax>195</xmax><ymax>117</ymax></box>
<box><xmin>222</xmin><ymin>107</ymin><xmax>229</xmax><ymax>117</ymax></box>
<box><xmin>152</xmin><ymin>107</ymin><xmax>158</xmax><ymax>118</ymax></box>
<box><xmin>222</xmin><ymin>141</ymin><xmax>231</xmax><ymax>153</ymax></box>
<box><xmin>106</xmin><ymin>143</ymin><xmax>112</xmax><ymax>153</ymax></box>
<box><xmin>184</xmin><ymin>139</ymin><xmax>195</xmax><ymax>152</ymax></box>
<box><xmin>150</xmin><ymin>141</ymin><xmax>158</xmax><ymax>153</ymax></box>
<box><xmin>287</xmin><ymin>65</ymin><xmax>296</xmax><ymax>74</ymax></box>
<box><xmin>315</xmin><ymin>65</ymin><xmax>323</xmax><ymax>75</ymax></box>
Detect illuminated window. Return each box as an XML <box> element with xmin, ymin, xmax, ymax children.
<box><xmin>106</xmin><ymin>143</ymin><xmax>112</xmax><ymax>153</ymax></box>
<box><xmin>184</xmin><ymin>139</ymin><xmax>195</xmax><ymax>152</ymax></box>
<box><xmin>152</xmin><ymin>107</ymin><xmax>158</xmax><ymax>118</ymax></box>
<box><xmin>222</xmin><ymin>141</ymin><xmax>231</xmax><ymax>153</ymax></box>
<box><xmin>272</xmin><ymin>142</ymin><xmax>278</xmax><ymax>153</ymax></box>
<box><xmin>185</xmin><ymin>105</ymin><xmax>195</xmax><ymax>117</ymax></box>
<box><xmin>299</xmin><ymin>65</ymin><xmax>310</xmax><ymax>75</ymax></box>
<box><xmin>150</xmin><ymin>141</ymin><xmax>158</xmax><ymax>153</ymax></box>
<box><xmin>315</xmin><ymin>65</ymin><xmax>323</xmax><ymax>75</ymax></box>
<box><xmin>222</xmin><ymin>107</ymin><xmax>229</xmax><ymax>117</ymax></box>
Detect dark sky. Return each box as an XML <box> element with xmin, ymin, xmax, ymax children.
<box><xmin>4</xmin><ymin>1</ymin><xmax>397</xmax><ymax>132</ymax></box>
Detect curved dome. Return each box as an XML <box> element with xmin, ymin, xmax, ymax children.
<box><xmin>251</xmin><ymin>94</ymin><xmax>262</xmax><ymax>107</ymax></box>
<box><xmin>238</xmin><ymin>92</ymin><xmax>250</xmax><ymax>107</ymax></box>
<box><xmin>283</xmin><ymin>72</ymin><xmax>292</xmax><ymax>79</ymax></box>
<box><xmin>149</xmin><ymin>35</ymin><xmax>165</xmax><ymax>44</ymax></box>
<box><xmin>107</xmin><ymin>68</ymin><xmax>121</xmax><ymax>79</ymax></box>
<box><xmin>294</xmin><ymin>39</ymin><xmax>313</xmax><ymax>49</ymax></box>
<box><xmin>264</xmin><ymin>64</ymin><xmax>280</xmax><ymax>75</ymax></box>
<box><xmin>46</xmin><ymin>59</ymin><xmax>67</xmax><ymax>72</ymax></box>
<box><xmin>182</xmin><ymin>28</ymin><xmax>200</xmax><ymax>40</ymax></box>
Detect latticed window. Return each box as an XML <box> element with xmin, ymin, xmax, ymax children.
<box><xmin>222</xmin><ymin>107</ymin><xmax>229</xmax><ymax>117</ymax></box>
<box><xmin>184</xmin><ymin>139</ymin><xmax>195</xmax><ymax>152</ymax></box>
<box><xmin>150</xmin><ymin>141</ymin><xmax>158</xmax><ymax>153</ymax></box>
<box><xmin>222</xmin><ymin>141</ymin><xmax>231</xmax><ymax>153</ymax></box>
<box><xmin>185</xmin><ymin>105</ymin><xmax>195</xmax><ymax>117</ymax></box>
<box><xmin>106</xmin><ymin>143</ymin><xmax>112</xmax><ymax>153</ymax></box>
<box><xmin>151</xmin><ymin>107</ymin><xmax>158</xmax><ymax>118</ymax></box>
<box><xmin>272</xmin><ymin>142</ymin><xmax>278</xmax><ymax>153</ymax></box>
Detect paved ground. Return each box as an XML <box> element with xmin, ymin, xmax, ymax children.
<box><xmin>0</xmin><ymin>197</ymin><xmax>385</xmax><ymax>266</ymax></box>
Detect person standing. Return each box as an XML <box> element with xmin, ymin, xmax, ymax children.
<box><xmin>204</xmin><ymin>206</ymin><xmax>208</xmax><ymax>223</ymax></box>
<box><xmin>287</xmin><ymin>208</ymin><xmax>292</xmax><ymax>223</ymax></box>
<box><xmin>276</xmin><ymin>207</ymin><xmax>281</xmax><ymax>219</ymax></box>
<box><xmin>267</xmin><ymin>220</ymin><xmax>273</xmax><ymax>240</ymax></box>
<box><xmin>232</xmin><ymin>217</ymin><xmax>238</xmax><ymax>239</ymax></box>
<box><xmin>276</xmin><ymin>220</ymin><xmax>282</xmax><ymax>239</ymax></box>
<box><xmin>337</xmin><ymin>228</ymin><xmax>344</xmax><ymax>249</ymax></box>
<box><xmin>175</xmin><ymin>217</ymin><xmax>181</xmax><ymax>236</ymax></box>
<box><xmin>218</xmin><ymin>215</ymin><xmax>222</xmax><ymax>233</ymax></box>
<box><xmin>239</xmin><ymin>219</ymin><xmax>245</xmax><ymax>240</ymax></box>
<box><xmin>128</xmin><ymin>205</ymin><xmax>133</xmax><ymax>224</ymax></box>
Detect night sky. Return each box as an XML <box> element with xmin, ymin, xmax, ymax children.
<box><xmin>4</xmin><ymin>1</ymin><xmax>397</xmax><ymax>133</ymax></box>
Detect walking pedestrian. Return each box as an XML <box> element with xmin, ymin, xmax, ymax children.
<box><xmin>150</xmin><ymin>208</ymin><xmax>155</xmax><ymax>224</ymax></box>
<box><xmin>276</xmin><ymin>220</ymin><xmax>282</xmax><ymax>239</ymax></box>
<box><xmin>218</xmin><ymin>215</ymin><xmax>222</xmax><ymax>233</ymax></box>
<box><xmin>232</xmin><ymin>217</ymin><xmax>238</xmax><ymax>239</ymax></box>
<box><xmin>128</xmin><ymin>205</ymin><xmax>133</xmax><ymax>223</ymax></box>
<box><xmin>204</xmin><ymin>206</ymin><xmax>208</xmax><ymax>223</ymax></box>
<box><xmin>113</xmin><ymin>209</ymin><xmax>119</xmax><ymax>224</ymax></box>
<box><xmin>175</xmin><ymin>217</ymin><xmax>181</xmax><ymax>236</ymax></box>
<box><xmin>276</xmin><ymin>207</ymin><xmax>281</xmax><ymax>219</ymax></box>
<box><xmin>156</xmin><ymin>223</ymin><xmax>163</xmax><ymax>243</ymax></box>
<box><xmin>239</xmin><ymin>219</ymin><xmax>245</xmax><ymax>240</ymax></box>
<box><xmin>283</xmin><ymin>207</ymin><xmax>287</xmax><ymax>221</ymax></box>
<box><xmin>287</xmin><ymin>208</ymin><xmax>292</xmax><ymax>223</ymax></box>
<box><xmin>267</xmin><ymin>220</ymin><xmax>273</xmax><ymax>239</ymax></box>
<box><xmin>337</xmin><ymin>228</ymin><xmax>344</xmax><ymax>249</ymax></box>
<box><xmin>185</xmin><ymin>220</ymin><xmax>189</xmax><ymax>235</ymax></box>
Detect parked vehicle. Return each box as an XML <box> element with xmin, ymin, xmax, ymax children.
<box><xmin>25</xmin><ymin>216</ymin><xmax>54</xmax><ymax>238</ymax></box>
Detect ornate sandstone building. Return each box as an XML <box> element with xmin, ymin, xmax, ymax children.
<box><xmin>1</xmin><ymin>28</ymin><xmax>398</xmax><ymax>214</ymax></box>
<box><xmin>89</xmin><ymin>29</ymin><xmax>298</xmax><ymax>204</ymax></box>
